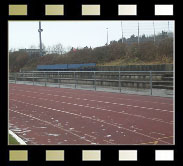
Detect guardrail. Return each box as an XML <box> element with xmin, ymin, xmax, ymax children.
<box><xmin>9</xmin><ymin>71</ymin><xmax>174</xmax><ymax>96</ymax></box>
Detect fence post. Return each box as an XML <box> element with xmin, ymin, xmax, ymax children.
<box><xmin>119</xmin><ymin>71</ymin><xmax>121</xmax><ymax>92</ymax></box>
<box><xmin>33</xmin><ymin>72</ymin><xmax>34</xmax><ymax>85</ymax></box>
<box><xmin>47</xmin><ymin>72</ymin><xmax>48</xmax><ymax>86</ymax></box>
<box><xmin>94</xmin><ymin>71</ymin><xmax>96</xmax><ymax>91</ymax></box>
<box><xmin>74</xmin><ymin>72</ymin><xmax>76</xmax><ymax>89</ymax></box>
<box><xmin>58</xmin><ymin>72</ymin><xmax>60</xmax><ymax>88</ymax></box>
<box><xmin>15</xmin><ymin>73</ymin><xmax>17</xmax><ymax>84</ymax></box>
<box><xmin>57</xmin><ymin>71</ymin><xmax>59</xmax><ymax>87</ymax></box>
<box><xmin>44</xmin><ymin>72</ymin><xmax>47</xmax><ymax>87</ymax></box>
<box><xmin>150</xmin><ymin>71</ymin><xmax>152</xmax><ymax>95</ymax></box>
<box><xmin>22</xmin><ymin>71</ymin><xmax>24</xmax><ymax>82</ymax></box>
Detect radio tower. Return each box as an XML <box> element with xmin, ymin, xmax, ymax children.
<box><xmin>138</xmin><ymin>22</ymin><xmax>140</xmax><ymax>45</ymax></box>
<box><xmin>38</xmin><ymin>21</ymin><xmax>43</xmax><ymax>56</ymax></box>
<box><xmin>153</xmin><ymin>21</ymin><xmax>156</xmax><ymax>43</ymax></box>
<box><xmin>121</xmin><ymin>21</ymin><xmax>124</xmax><ymax>43</ymax></box>
<box><xmin>106</xmin><ymin>27</ymin><xmax>109</xmax><ymax>45</ymax></box>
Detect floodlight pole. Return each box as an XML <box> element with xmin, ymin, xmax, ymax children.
<box><xmin>138</xmin><ymin>22</ymin><xmax>140</xmax><ymax>45</ymax></box>
<box><xmin>38</xmin><ymin>21</ymin><xmax>43</xmax><ymax>56</ymax></box>
<box><xmin>121</xmin><ymin>21</ymin><xmax>124</xmax><ymax>43</ymax></box>
<box><xmin>153</xmin><ymin>21</ymin><xmax>156</xmax><ymax>43</ymax></box>
<box><xmin>106</xmin><ymin>28</ymin><xmax>108</xmax><ymax>45</ymax></box>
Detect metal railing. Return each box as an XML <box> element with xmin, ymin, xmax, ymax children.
<box><xmin>9</xmin><ymin>71</ymin><xmax>174</xmax><ymax>97</ymax></box>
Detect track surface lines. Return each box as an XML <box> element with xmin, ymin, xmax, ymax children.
<box><xmin>9</xmin><ymin>84</ymin><xmax>174</xmax><ymax>145</ymax></box>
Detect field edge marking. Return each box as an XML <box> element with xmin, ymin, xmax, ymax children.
<box><xmin>9</xmin><ymin>130</ymin><xmax>27</xmax><ymax>145</ymax></box>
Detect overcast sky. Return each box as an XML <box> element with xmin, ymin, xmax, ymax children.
<box><xmin>9</xmin><ymin>21</ymin><xmax>174</xmax><ymax>50</ymax></box>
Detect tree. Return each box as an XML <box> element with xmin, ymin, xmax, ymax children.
<box><xmin>52</xmin><ymin>43</ymin><xmax>65</xmax><ymax>55</ymax></box>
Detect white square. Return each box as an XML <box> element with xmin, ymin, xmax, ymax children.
<box><xmin>155</xmin><ymin>150</ymin><xmax>174</xmax><ymax>161</ymax></box>
<box><xmin>119</xmin><ymin>150</ymin><xmax>137</xmax><ymax>161</ymax></box>
<box><xmin>155</xmin><ymin>5</ymin><xmax>173</xmax><ymax>15</ymax></box>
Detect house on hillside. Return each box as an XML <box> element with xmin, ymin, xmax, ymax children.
<box><xmin>19</xmin><ymin>48</ymin><xmax>46</xmax><ymax>56</ymax></box>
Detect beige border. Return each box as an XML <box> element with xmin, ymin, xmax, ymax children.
<box><xmin>82</xmin><ymin>5</ymin><xmax>100</xmax><ymax>16</ymax></box>
<box><xmin>9</xmin><ymin>5</ymin><xmax>27</xmax><ymax>16</ymax></box>
<box><xmin>9</xmin><ymin>150</ymin><xmax>28</xmax><ymax>161</ymax></box>
<box><xmin>46</xmin><ymin>150</ymin><xmax>64</xmax><ymax>161</ymax></box>
<box><xmin>119</xmin><ymin>150</ymin><xmax>137</xmax><ymax>161</ymax></box>
<box><xmin>118</xmin><ymin>5</ymin><xmax>137</xmax><ymax>15</ymax></box>
<box><xmin>45</xmin><ymin>5</ymin><xmax>64</xmax><ymax>16</ymax></box>
<box><xmin>82</xmin><ymin>150</ymin><xmax>101</xmax><ymax>161</ymax></box>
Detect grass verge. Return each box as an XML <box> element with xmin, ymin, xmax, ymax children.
<box><xmin>9</xmin><ymin>134</ymin><xmax>20</xmax><ymax>145</ymax></box>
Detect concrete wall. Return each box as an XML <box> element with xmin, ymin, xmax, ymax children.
<box><xmin>96</xmin><ymin>64</ymin><xmax>173</xmax><ymax>71</ymax></box>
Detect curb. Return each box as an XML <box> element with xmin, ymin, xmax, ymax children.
<box><xmin>9</xmin><ymin>130</ymin><xmax>27</xmax><ymax>145</ymax></box>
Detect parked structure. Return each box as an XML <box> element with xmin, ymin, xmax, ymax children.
<box><xmin>37</xmin><ymin>63</ymin><xmax>96</xmax><ymax>71</ymax></box>
<box><xmin>19</xmin><ymin>48</ymin><xmax>46</xmax><ymax>56</ymax></box>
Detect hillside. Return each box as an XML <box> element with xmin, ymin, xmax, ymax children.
<box><xmin>98</xmin><ymin>56</ymin><xmax>173</xmax><ymax>66</ymax></box>
<box><xmin>9</xmin><ymin>34</ymin><xmax>173</xmax><ymax>72</ymax></box>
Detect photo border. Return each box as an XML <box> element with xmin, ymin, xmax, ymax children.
<box><xmin>0</xmin><ymin>0</ymin><xmax>180</xmax><ymax>166</ymax></box>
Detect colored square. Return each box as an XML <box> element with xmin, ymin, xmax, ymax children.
<box><xmin>82</xmin><ymin>150</ymin><xmax>101</xmax><ymax>161</ymax></box>
<box><xmin>155</xmin><ymin>5</ymin><xmax>173</xmax><ymax>15</ymax></box>
<box><xmin>45</xmin><ymin>5</ymin><xmax>64</xmax><ymax>15</ymax></box>
<box><xmin>155</xmin><ymin>150</ymin><xmax>174</xmax><ymax>161</ymax></box>
<box><xmin>9</xmin><ymin>150</ymin><xmax>28</xmax><ymax>161</ymax></box>
<box><xmin>9</xmin><ymin>5</ymin><xmax>27</xmax><ymax>16</ymax></box>
<box><xmin>82</xmin><ymin>5</ymin><xmax>100</xmax><ymax>16</ymax></box>
<box><xmin>119</xmin><ymin>150</ymin><xmax>137</xmax><ymax>161</ymax></box>
<box><xmin>46</xmin><ymin>150</ymin><xmax>64</xmax><ymax>161</ymax></box>
<box><xmin>118</xmin><ymin>5</ymin><xmax>137</xmax><ymax>15</ymax></box>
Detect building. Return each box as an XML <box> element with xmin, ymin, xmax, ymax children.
<box><xmin>19</xmin><ymin>48</ymin><xmax>46</xmax><ymax>56</ymax></box>
<box><xmin>37</xmin><ymin>63</ymin><xmax>96</xmax><ymax>71</ymax></box>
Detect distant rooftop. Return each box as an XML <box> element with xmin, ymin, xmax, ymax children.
<box><xmin>19</xmin><ymin>48</ymin><xmax>46</xmax><ymax>56</ymax></box>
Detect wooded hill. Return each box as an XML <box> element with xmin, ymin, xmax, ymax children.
<box><xmin>9</xmin><ymin>32</ymin><xmax>173</xmax><ymax>72</ymax></box>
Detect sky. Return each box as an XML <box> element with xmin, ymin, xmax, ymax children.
<box><xmin>9</xmin><ymin>21</ymin><xmax>174</xmax><ymax>50</ymax></box>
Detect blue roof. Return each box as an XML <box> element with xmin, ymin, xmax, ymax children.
<box><xmin>68</xmin><ymin>63</ymin><xmax>96</xmax><ymax>69</ymax></box>
<box><xmin>37</xmin><ymin>63</ymin><xmax>96</xmax><ymax>70</ymax></box>
<box><xmin>37</xmin><ymin>64</ymin><xmax>68</xmax><ymax>70</ymax></box>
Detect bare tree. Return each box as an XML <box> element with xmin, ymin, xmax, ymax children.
<box><xmin>52</xmin><ymin>43</ymin><xmax>65</xmax><ymax>55</ymax></box>
<box><xmin>42</xmin><ymin>43</ymin><xmax>46</xmax><ymax>51</ymax></box>
<box><xmin>46</xmin><ymin>46</ymin><xmax>52</xmax><ymax>54</ymax></box>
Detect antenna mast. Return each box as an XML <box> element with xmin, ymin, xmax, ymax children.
<box><xmin>138</xmin><ymin>22</ymin><xmax>140</xmax><ymax>45</ymax></box>
<box><xmin>38</xmin><ymin>21</ymin><xmax>43</xmax><ymax>56</ymax></box>
<box><xmin>153</xmin><ymin>21</ymin><xmax>156</xmax><ymax>43</ymax></box>
<box><xmin>106</xmin><ymin>27</ymin><xmax>108</xmax><ymax>45</ymax></box>
<box><xmin>121</xmin><ymin>21</ymin><xmax>124</xmax><ymax>43</ymax></box>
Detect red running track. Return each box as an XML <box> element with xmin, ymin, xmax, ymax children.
<box><xmin>9</xmin><ymin>84</ymin><xmax>174</xmax><ymax>145</ymax></box>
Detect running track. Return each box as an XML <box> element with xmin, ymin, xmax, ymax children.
<box><xmin>9</xmin><ymin>84</ymin><xmax>174</xmax><ymax>145</ymax></box>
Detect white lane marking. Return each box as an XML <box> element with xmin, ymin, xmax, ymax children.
<box><xmin>151</xmin><ymin>132</ymin><xmax>166</xmax><ymax>136</ymax></box>
<box><xmin>9</xmin><ymin>109</ymin><xmax>95</xmax><ymax>144</ymax></box>
<box><xmin>10</xmin><ymin>89</ymin><xmax>173</xmax><ymax>113</ymax></box>
<box><xmin>10</xmin><ymin>93</ymin><xmax>173</xmax><ymax>124</ymax></box>
<box><xmin>10</xmin><ymin>99</ymin><xmax>172</xmax><ymax>145</ymax></box>
<box><xmin>9</xmin><ymin>130</ymin><xmax>27</xmax><ymax>145</ymax></box>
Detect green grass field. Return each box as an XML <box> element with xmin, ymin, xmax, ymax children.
<box><xmin>9</xmin><ymin>134</ymin><xmax>20</xmax><ymax>145</ymax></box>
